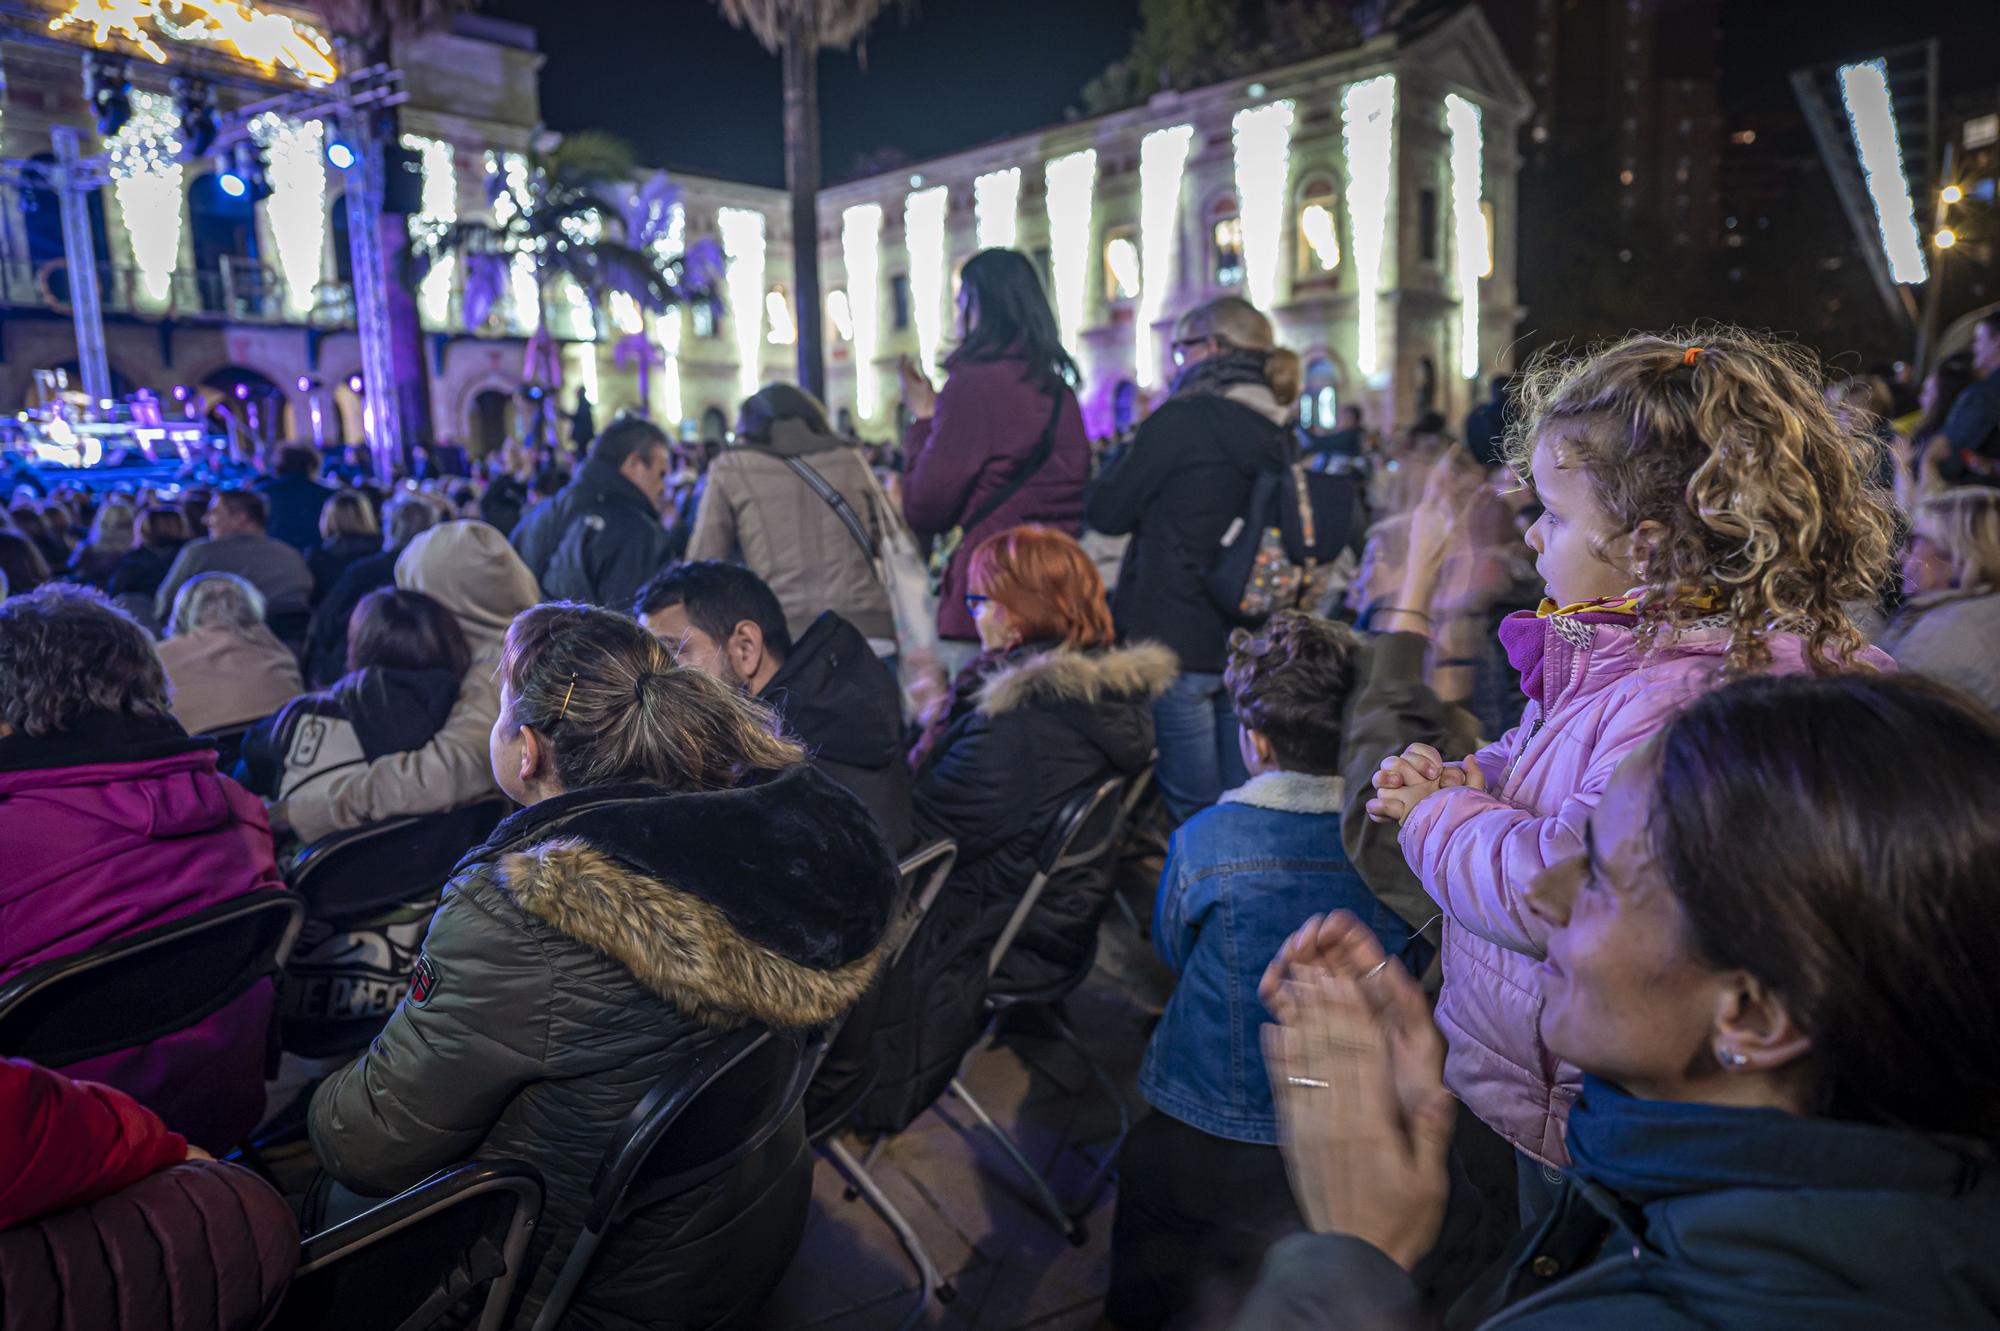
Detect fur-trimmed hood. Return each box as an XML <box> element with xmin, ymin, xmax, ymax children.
<box><xmin>474</xmin><ymin>763</ymin><xmax>898</xmax><ymax>1031</ymax></box>
<box><xmin>975</xmin><ymin>641</ymin><xmax>1178</xmax><ymax>718</ymax></box>
<box><xmin>1217</xmin><ymin>769</ymin><xmax>1345</xmax><ymax>815</ymax></box>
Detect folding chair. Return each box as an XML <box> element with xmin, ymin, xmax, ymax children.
<box><xmin>816</xmin><ymin>840</ymin><xmax>959</xmax><ymax>1331</ymax></box>
<box><xmin>528</xmin><ymin>1026</ymin><xmax>816</xmax><ymax>1331</ymax></box>
<box><xmin>948</xmin><ymin>776</ymin><xmax>1128</xmax><ymax>1245</ymax></box>
<box><xmin>0</xmin><ymin>890</ymin><xmax>305</xmax><ymax>1067</ymax></box>
<box><xmin>287</xmin><ymin>800</ymin><xmax>509</xmax><ymax>929</ymax></box>
<box><xmin>1105</xmin><ymin>757</ymin><xmax>1160</xmax><ymax>938</ymax></box>
<box><xmin>269</xmin><ymin>1161</ymin><xmax>543</xmax><ymax>1331</ymax></box>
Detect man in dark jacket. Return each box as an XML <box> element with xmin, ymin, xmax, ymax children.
<box><xmin>511</xmin><ymin>413</ymin><xmax>674</xmax><ymax>609</ymax></box>
<box><xmin>636</xmin><ymin>560</ymin><xmax>913</xmax><ymax>852</ymax></box>
<box><xmin>253</xmin><ymin>443</ymin><xmax>337</xmax><ymax>552</ymax></box>
<box><xmin>1463</xmin><ymin>373</ymin><xmax>1514</xmax><ymax>469</ymax></box>
<box><xmin>303</xmin><ymin>492</ymin><xmax>437</xmax><ymax>687</ymax></box>
<box><xmin>1940</xmin><ymin>310</ymin><xmax>2000</xmax><ymax>485</ymax></box>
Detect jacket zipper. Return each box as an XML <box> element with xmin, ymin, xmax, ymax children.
<box><xmin>1503</xmin><ymin>640</ymin><xmax>1588</xmax><ymax>790</ymax></box>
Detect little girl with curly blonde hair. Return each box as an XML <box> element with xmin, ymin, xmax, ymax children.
<box><xmin>1364</xmin><ymin>326</ymin><xmax>1896</xmax><ymax>1203</ymax></box>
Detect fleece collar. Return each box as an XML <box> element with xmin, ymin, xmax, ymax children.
<box><xmin>1216</xmin><ymin>769</ymin><xmax>1346</xmax><ymax>814</ymax></box>
<box><xmin>975</xmin><ymin>641</ymin><xmax>1179</xmax><ymax>718</ymax></box>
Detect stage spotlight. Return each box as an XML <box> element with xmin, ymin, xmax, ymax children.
<box><xmin>347</xmin><ymin>373</ymin><xmax>365</xmax><ymax>394</ymax></box>
<box><xmin>217</xmin><ymin>169</ymin><xmax>247</xmax><ymax>198</ymax></box>
<box><xmin>327</xmin><ymin>139</ymin><xmax>356</xmax><ymax>170</ymax></box>
<box><xmin>171</xmin><ymin>76</ymin><xmax>217</xmax><ymax>159</ymax></box>
<box><xmin>86</xmin><ymin>55</ymin><xmax>133</xmax><ymax>138</ymax></box>
<box><xmin>222</xmin><ymin>140</ymin><xmax>272</xmax><ymax>202</ymax></box>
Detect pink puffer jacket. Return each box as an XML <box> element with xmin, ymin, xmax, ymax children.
<box><xmin>1399</xmin><ymin>619</ymin><xmax>1891</xmax><ymax>1164</ymax></box>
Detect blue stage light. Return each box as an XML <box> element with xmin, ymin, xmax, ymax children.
<box><xmin>218</xmin><ymin>171</ymin><xmax>247</xmax><ymax>198</ymax></box>
<box><xmin>327</xmin><ymin>140</ymin><xmax>356</xmax><ymax>170</ymax></box>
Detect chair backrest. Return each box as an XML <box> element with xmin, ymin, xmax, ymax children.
<box><xmin>0</xmin><ymin>891</ymin><xmax>304</xmax><ymax>1067</ymax></box>
<box><xmin>271</xmin><ymin>1160</ymin><xmax>543</xmax><ymax>1331</ymax></box>
<box><xmin>986</xmin><ymin>776</ymin><xmax>1125</xmax><ymax>979</ymax></box>
<box><xmin>199</xmin><ymin>722</ymin><xmax>261</xmax><ymax>774</ymax></box>
<box><xmin>288</xmin><ymin>801</ymin><xmax>509</xmax><ymax>927</ymax></box>
<box><xmin>1115</xmin><ymin>758</ymin><xmax>1158</xmax><ymax>842</ymax></box>
<box><xmin>529</xmin><ymin>1025</ymin><xmax>814</xmax><ymax>1331</ymax></box>
<box><xmin>890</xmin><ymin>838</ymin><xmax>958</xmax><ymax>966</ymax></box>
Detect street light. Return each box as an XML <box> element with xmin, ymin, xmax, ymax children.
<box><xmin>1941</xmin><ymin>183</ymin><xmax>1963</xmax><ymax>205</ymax></box>
<box><xmin>1935</xmin><ymin>227</ymin><xmax>1957</xmax><ymax>249</ymax></box>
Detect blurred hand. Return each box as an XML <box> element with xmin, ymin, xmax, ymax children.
<box><xmin>183</xmin><ymin>1143</ymin><xmax>213</xmax><ymax>1162</ymax></box>
<box><xmin>265</xmin><ymin>800</ymin><xmax>292</xmax><ymax>839</ymax></box>
<box><xmin>899</xmin><ymin>356</ymin><xmax>938</xmax><ymax>418</ymax></box>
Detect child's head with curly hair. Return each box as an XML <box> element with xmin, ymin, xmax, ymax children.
<box><xmin>1506</xmin><ymin>324</ymin><xmax>1896</xmax><ymax>673</ymax></box>
<box><xmin>1224</xmin><ymin>611</ymin><xmax>1362</xmax><ymax>776</ymax></box>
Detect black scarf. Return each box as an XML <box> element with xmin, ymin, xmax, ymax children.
<box><xmin>1169</xmin><ymin>345</ymin><xmax>1273</xmax><ymax>401</ymax></box>
<box><xmin>0</xmin><ymin>709</ymin><xmax>205</xmax><ymax>774</ymax></box>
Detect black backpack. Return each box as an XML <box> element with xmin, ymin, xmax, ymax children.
<box><xmin>1204</xmin><ymin>435</ymin><xmax>1362</xmax><ymax>624</ymax></box>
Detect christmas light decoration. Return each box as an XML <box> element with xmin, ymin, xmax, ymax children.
<box><xmin>1341</xmin><ymin>74</ymin><xmax>1396</xmax><ymax>376</ymax></box>
<box><xmin>827</xmin><ymin>289</ymin><xmax>854</xmax><ymax>342</ymax></box>
<box><xmin>765</xmin><ymin>288</ymin><xmax>796</xmax><ymax>345</ymax></box>
<box><xmin>1231</xmin><ymin>100</ymin><xmax>1294</xmax><ymax>311</ymax></box>
<box><xmin>649</xmin><ymin>200</ymin><xmax>685</xmax><ymax>425</ymax></box>
<box><xmin>1045</xmin><ymin>148</ymin><xmax>1096</xmax><ymax>360</ymax></box>
<box><xmin>1105</xmin><ymin>235</ymin><xmax>1139</xmax><ymax>300</ymax></box>
<box><xmin>105</xmin><ymin>87</ymin><xmax>182</xmax><ymax>311</ymax></box>
<box><xmin>904</xmin><ymin>184</ymin><xmax>949</xmax><ymax>372</ymax></box>
<box><xmin>248</xmin><ymin>113</ymin><xmax>325</xmax><ymax>319</ymax></box>
<box><xmin>1136</xmin><ymin>124</ymin><xmax>1193</xmax><ymax>389</ymax></box>
<box><xmin>974</xmin><ymin>168</ymin><xmax>1020</xmax><ymax>251</ymax></box>
<box><xmin>609</xmin><ymin>290</ymin><xmax>643</xmax><ymax>336</ymax></box>
<box><xmin>51</xmin><ymin>0</ymin><xmax>337</xmax><ymax>85</ymax></box>
<box><xmin>718</xmin><ymin>206</ymin><xmax>766</xmax><ymax>400</ymax></box>
<box><xmin>1300</xmin><ymin>202</ymin><xmax>1339</xmax><ymax>271</ymax></box>
<box><xmin>1838</xmin><ymin>59</ymin><xmax>1927</xmax><ymax>284</ymax></box>
<box><xmin>487</xmin><ymin>150</ymin><xmax>540</xmax><ymax>334</ymax></box>
<box><xmin>402</xmin><ymin>133</ymin><xmax>456</xmax><ymax>327</ymax></box>
<box><xmin>842</xmin><ymin>203</ymin><xmax>883</xmax><ymax>419</ymax></box>
<box><xmin>1444</xmin><ymin>93</ymin><xmax>1486</xmax><ymax>380</ymax></box>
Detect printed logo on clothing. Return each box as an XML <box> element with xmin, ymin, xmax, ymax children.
<box><xmin>409</xmin><ymin>951</ymin><xmax>440</xmax><ymax>1007</ymax></box>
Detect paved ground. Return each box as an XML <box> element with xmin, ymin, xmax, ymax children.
<box><xmin>752</xmin><ymin>864</ymin><xmax>1176</xmax><ymax>1331</ymax></box>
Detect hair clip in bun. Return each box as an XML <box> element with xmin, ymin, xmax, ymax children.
<box><xmin>1683</xmin><ymin>346</ymin><xmax>1703</xmax><ymax>367</ymax></box>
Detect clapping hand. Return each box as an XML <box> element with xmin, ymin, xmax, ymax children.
<box><xmin>1367</xmin><ymin>742</ymin><xmax>1484</xmax><ymax>824</ymax></box>
<box><xmin>1262</xmin><ymin>911</ymin><xmax>1455</xmax><ymax>1271</ymax></box>
<box><xmin>898</xmin><ymin>356</ymin><xmax>939</xmax><ymax>419</ymax></box>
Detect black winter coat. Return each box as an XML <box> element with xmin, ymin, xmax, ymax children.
<box><xmin>302</xmin><ymin>545</ymin><xmax>403</xmax><ymax>688</ymax></box>
<box><xmin>309</xmin><ymin>764</ymin><xmax>898</xmax><ymax>1330</ymax></box>
<box><xmin>855</xmin><ymin>641</ymin><xmax>1174</xmax><ymax>1133</ymax></box>
<box><xmin>512</xmin><ymin>457</ymin><xmax>674</xmax><ymax>611</ymax></box>
<box><xmin>1236</xmin><ymin>1076</ymin><xmax>2000</xmax><ymax>1331</ymax></box>
<box><xmin>1085</xmin><ymin>395</ymin><xmax>1290</xmax><ymax>673</ymax></box>
<box><xmin>306</xmin><ymin>534</ymin><xmax>382</xmax><ymax>605</ymax></box>
<box><xmin>763</xmin><ymin>611</ymin><xmax>914</xmax><ymax>854</ymax></box>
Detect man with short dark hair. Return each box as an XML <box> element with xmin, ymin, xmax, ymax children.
<box><xmin>1940</xmin><ymin>311</ymin><xmax>2000</xmax><ymax>484</ymax></box>
<box><xmin>512</xmin><ymin>413</ymin><xmax>674</xmax><ymax>609</ymax></box>
<box><xmin>255</xmin><ymin>443</ymin><xmax>337</xmax><ymax>551</ymax></box>
<box><xmin>636</xmin><ymin>560</ymin><xmax>913</xmax><ymax>851</ymax></box>
<box><xmin>153</xmin><ymin>488</ymin><xmax>312</xmax><ymax>624</ymax></box>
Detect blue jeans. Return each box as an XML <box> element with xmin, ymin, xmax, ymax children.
<box><xmin>1152</xmin><ymin>671</ymin><xmax>1250</xmax><ymax>824</ymax></box>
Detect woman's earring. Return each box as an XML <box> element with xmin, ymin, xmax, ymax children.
<box><xmin>1716</xmin><ymin>1046</ymin><xmax>1749</xmax><ymax>1068</ymax></box>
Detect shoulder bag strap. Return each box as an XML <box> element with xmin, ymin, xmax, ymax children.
<box><xmin>955</xmin><ymin>387</ymin><xmax>1066</xmax><ymax>536</ymax></box>
<box><xmin>780</xmin><ymin>454</ymin><xmax>879</xmax><ymax>564</ymax></box>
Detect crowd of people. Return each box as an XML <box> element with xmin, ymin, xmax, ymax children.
<box><xmin>2</xmin><ymin>267</ymin><xmax>1998</xmax><ymax>1331</ymax></box>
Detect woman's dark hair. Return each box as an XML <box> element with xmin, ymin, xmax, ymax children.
<box><xmin>499</xmin><ymin>601</ymin><xmax>804</xmax><ymax>793</ymax></box>
<box><xmin>737</xmin><ymin>383</ymin><xmax>833</xmax><ymax>443</ymax></box>
<box><xmin>948</xmin><ymin>248</ymin><xmax>1078</xmax><ymax>395</ymax></box>
<box><xmin>0</xmin><ymin>531</ymin><xmax>51</xmax><ymax>595</ymax></box>
<box><xmin>1653</xmin><ymin>672</ymin><xmax>2000</xmax><ymax>1139</ymax></box>
<box><xmin>140</xmin><ymin>506</ymin><xmax>189</xmax><ymax>547</ymax></box>
<box><xmin>1223</xmin><ymin>612</ymin><xmax>1361</xmax><ymax>775</ymax></box>
<box><xmin>0</xmin><ymin>584</ymin><xmax>170</xmax><ymax>737</ymax></box>
<box><xmin>1913</xmin><ymin>353</ymin><xmax>1977</xmax><ymax>446</ymax></box>
<box><xmin>347</xmin><ymin>587</ymin><xmax>472</xmax><ymax>678</ymax></box>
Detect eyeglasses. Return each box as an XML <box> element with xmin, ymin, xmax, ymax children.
<box><xmin>1170</xmin><ymin>336</ymin><xmax>1208</xmax><ymax>368</ymax></box>
<box><xmin>963</xmin><ymin>593</ymin><xmax>991</xmax><ymax>615</ymax></box>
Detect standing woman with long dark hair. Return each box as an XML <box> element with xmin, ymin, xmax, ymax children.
<box><xmin>899</xmin><ymin>248</ymin><xmax>1091</xmax><ymax>673</ymax></box>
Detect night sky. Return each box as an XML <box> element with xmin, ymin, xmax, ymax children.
<box><xmin>485</xmin><ymin>0</ymin><xmax>1997</xmax><ymax>187</ymax></box>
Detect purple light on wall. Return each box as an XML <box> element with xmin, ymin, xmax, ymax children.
<box><xmin>233</xmin><ymin>383</ymin><xmax>250</xmax><ymax>401</ymax></box>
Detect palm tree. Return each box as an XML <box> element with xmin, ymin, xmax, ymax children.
<box><xmin>714</xmin><ymin>0</ymin><xmax>905</xmax><ymax>402</ymax></box>
<box><xmin>443</xmin><ymin>130</ymin><xmax>719</xmax><ymax>345</ymax></box>
<box><xmin>313</xmin><ymin>0</ymin><xmax>477</xmax><ymax>467</ymax></box>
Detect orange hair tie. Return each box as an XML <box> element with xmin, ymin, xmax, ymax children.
<box><xmin>1683</xmin><ymin>346</ymin><xmax>1703</xmax><ymax>366</ymax></box>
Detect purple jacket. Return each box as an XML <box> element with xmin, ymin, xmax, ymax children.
<box><xmin>902</xmin><ymin>358</ymin><xmax>1090</xmax><ymax>640</ymax></box>
<box><xmin>1399</xmin><ymin>622</ymin><xmax>1892</xmax><ymax>1165</ymax></box>
<box><xmin>0</xmin><ymin>725</ymin><xmax>285</xmax><ymax>1151</ymax></box>
<box><xmin>0</xmin><ymin>1160</ymin><xmax>297</xmax><ymax>1331</ymax></box>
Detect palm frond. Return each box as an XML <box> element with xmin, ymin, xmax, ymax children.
<box><xmin>312</xmin><ymin>0</ymin><xmax>476</xmax><ymax>39</ymax></box>
<box><xmin>713</xmin><ymin>0</ymin><xmax>909</xmax><ymax>53</ymax></box>
<box><xmin>547</xmin><ymin>130</ymin><xmax>639</xmax><ymax>189</ymax></box>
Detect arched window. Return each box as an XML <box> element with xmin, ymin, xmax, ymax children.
<box><xmin>1208</xmin><ymin>195</ymin><xmax>1244</xmax><ymax>288</ymax></box>
<box><xmin>1103</xmin><ymin>226</ymin><xmax>1139</xmax><ymax>303</ymax></box>
<box><xmin>1299</xmin><ymin>355</ymin><xmax>1339</xmax><ymax>429</ymax></box>
<box><xmin>699</xmin><ymin>405</ymin><xmax>728</xmax><ymax>442</ymax></box>
<box><xmin>1296</xmin><ymin>179</ymin><xmax>1340</xmax><ymax>277</ymax></box>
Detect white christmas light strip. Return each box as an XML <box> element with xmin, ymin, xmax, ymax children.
<box><xmin>973</xmin><ymin>168</ymin><xmax>1020</xmax><ymax>251</ymax></box>
<box><xmin>1838</xmin><ymin>59</ymin><xmax>1927</xmax><ymax>285</ymax></box>
<box><xmin>1136</xmin><ymin>124</ymin><xmax>1193</xmax><ymax>390</ymax></box>
<box><xmin>1444</xmin><ymin>94</ymin><xmax>1486</xmax><ymax>381</ymax></box>
<box><xmin>106</xmin><ymin>89</ymin><xmax>183</xmax><ymax>311</ymax></box>
<box><xmin>1231</xmin><ymin>101</ymin><xmax>1294</xmax><ymax>312</ymax></box>
<box><xmin>842</xmin><ymin>203</ymin><xmax>883</xmax><ymax>420</ymax></box>
<box><xmin>1045</xmin><ymin>149</ymin><xmax>1097</xmax><ymax>359</ymax></box>
<box><xmin>243</xmin><ymin>113</ymin><xmax>321</xmax><ymax>319</ymax></box>
<box><xmin>905</xmin><ymin>184</ymin><xmax>950</xmax><ymax>373</ymax></box>
<box><xmin>1341</xmin><ymin>74</ymin><xmax>1396</xmax><ymax>376</ymax></box>
<box><xmin>718</xmin><ymin>206</ymin><xmax>767</xmax><ymax>401</ymax></box>
<box><xmin>405</xmin><ymin>134</ymin><xmax>456</xmax><ymax>327</ymax></box>
<box><xmin>650</xmin><ymin>201</ymin><xmax>685</xmax><ymax>425</ymax></box>
<box><xmin>487</xmin><ymin>151</ymin><xmax>540</xmax><ymax>335</ymax></box>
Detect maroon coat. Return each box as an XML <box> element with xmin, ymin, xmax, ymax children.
<box><xmin>0</xmin><ymin>714</ymin><xmax>284</xmax><ymax>1151</ymax></box>
<box><xmin>901</xmin><ymin>358</ymin><xmax>1090</xmax><ymax>641</ymax></box>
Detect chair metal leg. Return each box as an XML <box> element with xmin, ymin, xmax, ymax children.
<box><xmin>1045</xmin><ymin>1007</ymin><xmax>1132</xmax><ymax>1217</ymax></box>
<box><xmin>822</xmin><ymin>1140</ymin><xmax>956</xmax><ymax>1327</ymax></box>
<box><xmin>840</xmin><ymin>1135</ymin><xmax>888</xmax><ymax>1202</ymax></box>
<box><xmin>1111</xmin><ymin>889</ymin><xmax>1145</xmax><ymax>938</ymax></box>
<box><xmin>948</xmin><ymin>1077</ymin><xmax>1087</xmax><ymax>1246</ymax></box>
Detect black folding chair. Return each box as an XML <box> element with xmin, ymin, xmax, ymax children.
<box><xmin>816</xmin><ymin>840</ymin><xmax>959</xmax><ymax>1331</ymax></box>
<box><xmin>0</xmin><ymin>891</ymin><xmax>305</xmax><ymax>1067</ymax></box>
<box><xmin>943</xmin><ymin>776</ymin><xmax>1129</xmax><ymax>1244</ymax></box>
<box><xmin>527</xmin><ymin>1026</ymin><xmax>816</xmax><ymax>1331</ymax></box>
<box><xmin>198</xmin><ymin>721</ymin><xmax>263</xmax><ymax>776</ymax></box>
<box><xmin>1107</xmin><ymin>758</ymin><xmax>1161</xmax><ymax>938</ymax></box>
<box><xmin>287</xmin><ymin>800</ymin><xmax>509</xmax><ymax>928</ymax></box>
<box><xmin>269</xmin><ymin>1160</ymin><xmax>543</xmax><ymax>1331</ymax></box>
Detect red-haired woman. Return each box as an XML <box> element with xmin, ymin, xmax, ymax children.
<box><xmin>858</xmin><ymin>525</ymin><xmax>1176</xmax><ymax>1131</ymax></box>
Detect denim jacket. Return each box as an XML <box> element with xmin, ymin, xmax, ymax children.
<box><xmin>1138</xmin><ymin>770</ymin><xmax>1413</xmax><ymax>1144</ymax></box>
